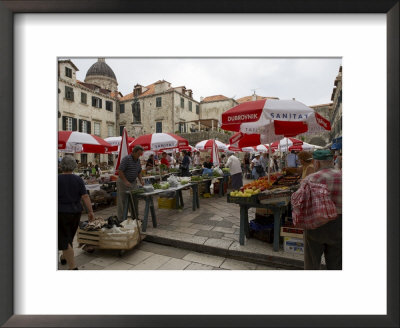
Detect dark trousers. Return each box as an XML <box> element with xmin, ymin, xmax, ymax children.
<box><xmin>304</xmin><ymin>215</ymin><xmax>342</xmax><ymax>270</ymax></box>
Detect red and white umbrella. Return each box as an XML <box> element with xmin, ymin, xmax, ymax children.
<box><xmin>270</xmin><ymin>137</ymin><xmax>303</xmax><ymax>150</ymax></box>
<box><xmin>210</xmin><ymin>139</ymin><xmax>220</xmax><ymax>167</ymax></box>
<box><xmin>195</xmin><ymin>139</ymin><xmax>227</xmax><ymax>151</ymax></box>
<box><xmin>129</xmin><ymin>133</ymin><xmax>188</xmax><ymax>152</ymax></box>
<box><xmin>227</xmin><ymin>143</ymin><xmax>273</xmax><ymax>153</ymax></box>
<box><xmin>114</xmin><ymin>128</ymin><xmax>130</xmax><ymax>173</ymax></box>
<box><xmin>105</xmin><ymin>136</ymin><xmax>135</xmax><ymax>154</ymax></box>
<box><xmin>58</xmin><ymin>131</ymin><xmax>113</xmax><ymax>153</ymax></box>
<box><xmin>179</xmin><ymin>145</ymin><xmax>199</xmax><ymax>152</ymax></box>
<box><xmin>221</xmin><ymin>99</ymin><xmax>331</xmax><ymax>144</ymax></box>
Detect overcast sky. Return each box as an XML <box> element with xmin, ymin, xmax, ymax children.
<box><xmin>69</xmin><ymin>57</ymin><xmax>342</xmax><ymax>106</ymax></box>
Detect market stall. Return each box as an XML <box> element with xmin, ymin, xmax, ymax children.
<box><xmin>227</xmin><ymin>172</ymin><xmax>301</xmax><ymax>251</ymax></box>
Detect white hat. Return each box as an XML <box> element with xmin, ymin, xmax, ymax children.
<box><xmin>254</xmin><ymin>152</ymin><xmax>260</xmax><ymax>156</ymax></box>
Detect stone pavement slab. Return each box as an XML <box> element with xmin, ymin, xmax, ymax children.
<box><xmin>182</xmin><ymin>252</ymin><xmax>225</xmax><ymax>268</ymax></box>
<box><xmin>184</xmin><ymin>263</ymin><xmax>215</xmax><ymax>270</ymax></box>
<box><xmin>220</xmin><ymin>258</ymin><xmax>257</xmax><ymax>270</ymax></box>
<box><xmin>204</xmin><ymin>238</ymin><xmax>233</xmax><ymax>250</ymax></box>
<box><xmin>158</xmin><ymin>258</ymin><xmax>191</xmax><ymax>270</ymax></box>
<box><xmin>120</xmin><ymin>249</ymin><xmax>154</xmax><ymax>266</ymax></box>
<box><xmin>132</xmin><ymin>254</ymin><xmax>171</xmax><ymax>270</ymax></box>
<box><xmin>103</xmin><ymin>261</ymin><xmax>135</xmax><ymax>270</ymax></box>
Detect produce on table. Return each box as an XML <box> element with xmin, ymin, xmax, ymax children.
<box><xmin>180</xmin><ymin>180</ymin><xmax>189</xmax><ymax>185</ymax></box>
<box><xmin>230</xmin><ymin>188</ymin><xmax>260</xmax><ymax>198</ymax></box>
<box><xmin>169</xmin><ymin>168</ymin><xmax>180</xmax><ymax>173</ymax></box>
<box><xmin>160</xmin><ymin>182</ymin><xmax>170</xmax><ymax>190</ymax></box>
<box><xmin>152</xmin><ymin>183</ymin><xmax>162</xmax><ymax>189</ymax></box>
<box><xmin>222</xmin><ymin>168</ymin><xmax>230</xmax><ymax>174</ymax></box>
<box><xmin>212</xmin><ymin>171</ymin><xmax>221</xmax><ymax>177</ymax></box>
<box><xmin>160</xmin><ymin>164</ymin><xmax>168</xmax><ymax>171</ymax></box>
<box><xmin>191</xmin><ymin>176</ymin><xmax>203</xmax><ymax>182</ymax></box>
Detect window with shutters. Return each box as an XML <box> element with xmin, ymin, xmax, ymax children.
<box><xmin>119</xmin><ymin>125</ymin><xmax>125</xmax><ymax>136</ymax></box>
<box><xmin>65</xmin><ymin>67</ymin><xmax>72</xmax><ymax>78</ymax></box>
<box><xmin>81</xmin><ymin>92</ymin><xmax>87</xmax><ymax>104</ymax></box>
<box><xmin>156</xmin><ymin>122</ymin><xmax>162</xmax><ymax>133</ymax></box>
<box><xmin>120</xmin><ymin>103</ymin><xmax>125</xmax><ymax>113</ymax></box>
<box><xmin>156</xmin><ymin>97</ymin><xmax>162</xmax><ymax>107</ymax></box>
<box><xmin>196</xmin><ymin>104</ymin><xmax>199</xmax><ymax>114</ymax></box>
<box><xmin>180</xmin><ymin>97</ymin><xmax>184</xmax><ymax>108</ymax></box>
<box><xmin>78</xmin><ymin>119</ymin><xmax>91</xmax><ymax>134</ymax></box>
<box><xmin>106</xmin><ymin>101</ymin><xmax>113</xmax><ymax>111</ymax></box>
<box><xmin>108</xmin><ymin>125</ymin><xmax>114</xmax><ymax>137</ymax></box>
<box><xmin>94</xmin><ymin>122</ymin><xmax>101</xmax><ymax>136</ymax></box>
<box><xmin>189</xmin><ymin>101</ymin><xmax>192</xmax><ymax>112</ymax></box>
<box><xmin>92</xmin><ymin>97</ymin><xmax>102</xmax><ymax>108</ymax></box>
<box><xmin>65</xmin><ymin>86</ymin><xmax>74</xmax><ymax>101</ymax></box>
<box><xmin>62</xmin><ymin>116</ymin><xmax>77</xmax><ymax>131</ymax></box>
<box><xmin>66</xmin><ymin>117</ymin><xmax>73</xmax><ymax>131</ymax></box>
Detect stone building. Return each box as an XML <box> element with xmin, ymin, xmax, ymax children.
<box><xmin>329</xmin><ymin>66</ymin><xmax>343</xmax><ymax>141</ymax></box>
<box><xmin>118</xmin><ymin>80</ymin><xmax>201</xmax><ymax>137</ymax></box>
<box><xmin>58</xmin><ymin>59</ymin><xmax>119</xmax><ymax>165</ymax></box>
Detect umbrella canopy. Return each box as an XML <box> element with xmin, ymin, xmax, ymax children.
<box><xmin>104</xmin><ymin>136</ymin><xmax>135</xmax><ymax>146</ymax></box>
<box><xmin>227</xmin><ymin>143</ymin><xmax>273</xmax><ymax>153</ymax></box>
<box><xmin>179</xmin><ymin>145</ymin><xmax>199</xmax><ymax>152</ymax></box>
<box><xmin>221</xmin><ymin>99</ymin><xmax>331</xmax><ymax>144</ymax></box>
<box><xmin>58</xmin><ymin>131</ymin><xmax>113</xmax><ymax>153</ymax></box>
<box><xmin>270</xmin><ymin>137</ymin><xmax>303</xmax><ymax>149</ymax></box>
<box><xmin>195</xmin><ymin>139</ymin><xmax>227</xmax><ymax>151</ymax></box>
<box><xmin>129</xmin><ymin>133</ymin><xmax>188</xmax><ymax>152</ymax></box>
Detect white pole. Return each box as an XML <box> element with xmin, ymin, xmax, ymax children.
<box><xmin>268</xmin><ymin>143</ymin><xmax>271</xmax><ymax>184</ymax></box>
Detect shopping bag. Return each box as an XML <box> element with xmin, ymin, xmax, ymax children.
<box><xmin>291</xmin><ymin>180</ymin><xmax>337</xmax><ymax>230</ymax></box>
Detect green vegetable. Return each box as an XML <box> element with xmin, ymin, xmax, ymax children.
<box><xmin>191</xmin><ymin>176</ymin><xmax>203</xmax><ymax>182</ymax></box>
<box><xmin>180</xmin><ymin>180</ymin><xmax>189</xmax><ymax>185</ymax></box>
<box><xmin>153</xmin><ymin>183</ymin><xmax>162</xmax><ymax>189</ymax></box>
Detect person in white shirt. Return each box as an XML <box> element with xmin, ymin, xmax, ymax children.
<box><xmin>225</xmin><ymin>152</ymin><xmax>243</xmax><ymax>190</ymax></box>
<box><xmin>193</xmin><ymin>151</ymin><xmax>201</xmax><ymax>166</ymax></box>
<box><xmin>251</xmin><ymin>153</ymin><xmax>263</xmax><ymax>179</ymax></box>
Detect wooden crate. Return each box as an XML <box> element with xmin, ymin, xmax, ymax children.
<box><xmin>77</xmin><ymin>225</ymin><xmax>141</xmax><ymax>250</ymax></box>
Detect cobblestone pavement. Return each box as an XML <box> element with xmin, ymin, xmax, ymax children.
<box><xmin>58</xmin><ymin>240</ymin><xmax>279</xmax><ymax>270</ymax></box>
<box><xmin>62</xmin><ymin>178</ymin><xmax>308</xmax><ymax>270</ymax></box>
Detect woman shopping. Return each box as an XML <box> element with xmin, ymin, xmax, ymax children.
<box><xmin>58</xmin><ymin>156</ymin><xmax>94</xmax><ymax>270</ymax></box>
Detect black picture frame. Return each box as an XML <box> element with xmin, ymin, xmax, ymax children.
<box><xmin>0</xmin><ymin>1</ymin><xmax>398</xmax><ymax>327</ymax></box>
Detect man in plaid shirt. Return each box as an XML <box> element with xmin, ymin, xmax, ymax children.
<box><xmin>302</xmin><ymin>149</ymin><xmax>342</xmax><ymax>270</ymax></box>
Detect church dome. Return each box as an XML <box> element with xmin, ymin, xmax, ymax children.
<box><xmin>85</xmin><ymin>58</ymin><xmax>117</xmax><ymax>81</ymax></box>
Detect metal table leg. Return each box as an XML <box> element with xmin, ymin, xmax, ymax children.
<box><xmin>142</xmin><ymin>196</ymin><xmax>151</xmax><ymax>232</ymax></box>
<box><xmin>178</xmin><ymin>190</ymin><xmax>184</xmax><ymax>208</ymax></box>
<box><xmin>239</xmin><ymin>205</ymin><xmax>248</xmax><ymax>245</ymax></box>
<box><xmin>149</xmin><ymin>196</ymin><xmax>157</xmax><ymax>228</ymax></box>
<box><xmin>273</xmin><ymin>207</ymin><xmax>282</xmax><ymax>251</ymax></box>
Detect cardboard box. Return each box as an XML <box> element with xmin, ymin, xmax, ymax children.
<box><xmin>280</xmin><ymin>226</ymin><xmax>304</xmax><ymax>239</ymax></box>
<box><xmin>283</xmin><ymin>237</ymin><xmax>304</xmax><ymax>254</ymax></box>
<box><xmin>255</xmin><ymin>208</ymin><xmax>274</xmax><ymax>216</ymax></box>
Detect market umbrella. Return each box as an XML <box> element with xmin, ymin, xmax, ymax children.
<box><xmin>58</xmin><ymin>131</ymin><xmax>113</xmax><ymax>154</ymax></box>
<box><xmin>227</xmin><ymin>143</ymin><xmax>273</xmax><ymax>153</ymax></box>
<box><xmin>114</xmin><ymin>127</ymin><xmax>129</xmax><ymax>174</ymax></box>
<box><xmin>179</xmin><ymin>144</ymin><xmax>199</xmax><ymax>152</ymax></box>
<box><xmin>129</xmin><ymin>133</ymin><xmax>188</xmax><ymax>152</ymax></box>
<box><xmin>195</xmin><ymin>139</ymin><xmax>227</xmax><ymax>151</ymax></box>
<box><xmin>129</xmin><ymin>132</ymin><xmax>189</xmax><ymax>180</ymax></box>
<box><xmin>210</xmin><ymin>139</ymin><xmax>220</xmax><ymax>167</ymax></box>
<box><xmin>221</xmin><ymin>99</ymin><xmax>331</xmax><ymax>145</ymax></box>
<box><xmin>105</xmin><ymin>136</ymin><xmax>135</xmax><ymax>154</ymax></box>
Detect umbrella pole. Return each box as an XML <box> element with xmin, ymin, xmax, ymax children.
<box><xmin>268</xmin><ymin>144</ymin><xmax>271</xmax><ymax>184</ymax></box>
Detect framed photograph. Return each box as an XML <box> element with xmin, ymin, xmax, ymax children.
<box><xmin>0</xmin><ymin>1</ymin><xmax>398</xmax><ymax>327</ymax></box>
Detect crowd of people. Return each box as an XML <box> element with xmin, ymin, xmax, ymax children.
<box><xmin>58</xmin><ymin>145</ymin><xmax>342</xmax><ymax>271</ymax></box>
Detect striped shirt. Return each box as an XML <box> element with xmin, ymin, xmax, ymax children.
<box><xmin>304</xmin><ymin>168</ymin><xmax>342</xmax><ymax>214</ymax></box>
<box><xmin>119</xmin><ymin>154</ymin><xmax>142</xmax><ymax>183</ymax></box>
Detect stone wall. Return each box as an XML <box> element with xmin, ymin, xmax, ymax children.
<box><xmin>178</xmin><ymin>131</ymin><xmax>232</xmax><ymax>145</ymax></box>
<box><xmin>200</xmin><ymin>99</ymin><xmax>236</xmax><ymax>120</ymax></box>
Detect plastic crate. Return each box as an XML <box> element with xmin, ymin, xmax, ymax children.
<box><xmin>158</xmin><ymin>197</ymin><xmax>176</xmax><ymax>209</ymax></box>
<box><xmin>283</xmin><ymin>236</ymin><xmax>304</xmax><ymax>254</ymax></box>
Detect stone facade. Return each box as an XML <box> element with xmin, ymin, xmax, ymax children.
<box><xmin>200</xmin><ymin>97</ymin><xmax>238</xmax><ymax>121</ymax></box>
<box><xmin>329</xmin><ymin>66</ymin><xmax>343</xmax><ymax>141</ymax></box>
<box><xmin>304</xmin><ymin>103</ymin><xmax>333</xmax><ymax>146</ymax></box>
<box><xmin>58</xmin><ymin>60</ymin><xmax>118</xmax><ymax>164</ymax></box>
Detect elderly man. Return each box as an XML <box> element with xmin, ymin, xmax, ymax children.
<box><xmin>116</xmin><ymin>145</ymin><xmax>145</xmax><ymax>222</ymax></box>
<box><xmin>302</xmin><ymin>149</ymin><xmax>342</xmax><ymax>270</ymax></box>
<box><xmin>225</xmin><ymin>152</ymin><xmax>243</xmax><ymax>190</ymax></box>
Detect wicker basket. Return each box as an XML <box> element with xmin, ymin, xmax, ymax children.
<box><xmin>77</xmin><ymin>221</ymin><xmax>141</xmax><ymax>250</ymax></box>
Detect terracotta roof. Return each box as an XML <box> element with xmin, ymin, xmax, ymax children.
<box><xmin>201</xmin><ymin>95</ymin><xmax>230</xmax><ymax>103</ymax></box>
<box><xmin>119</xmin><ymin>82</ymin><xmax>160</xmax><ymax>101</ymax></box>
<box><xmin>236</xmin><ymin>95</ymin><xmax>279</xmax><ymax>104</ymax></box>
<box><xmin>77</xmin><ymin>81</ymin><xmax>111</xmax><ymax>95</ymax></box>
<box><xmin>110</xmin><ymin>91</ymin><xmax>123</xmax><ymax>98</ymax></box>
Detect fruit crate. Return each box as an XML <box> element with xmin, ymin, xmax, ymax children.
<box><xmin>226</xmin><ymin>193</ymin><xmax>259</xmax><ymax>205</ymax></box>
<box><xmin>158</xmin><ymin>197</ymin><xmax>176</xmax><ymax>209</ymax></box>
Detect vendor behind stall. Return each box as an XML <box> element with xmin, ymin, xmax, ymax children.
<box><xmin>203</xmin><ymin>155</ymin><xmax>213</xmax><ymax>169</ymax></box>
<box><xmin>146</xmin><ymin>154</ymin><xmax>155</xmax><ymax>171</ymax></box>
<box><xmin>160</xmin><ymin>152</ymin><xmax>170</xmax><ymax>168</ymax></box>
<box><xmin>116</xmin><ymin>145</ymin><xmax>145</xmax><ymax>222</ymax></box>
